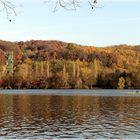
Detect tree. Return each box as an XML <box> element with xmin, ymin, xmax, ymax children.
<box><xmin>0</xmin><ymin>0</ymin><xmax>17</xmax><ymax>21</ymax></box>
<box><xmin>93</xmin><ymin>58</ymin><xmax>98</xmax><ymax>80</ymax></box>
<box><xmin>46</xmin><ymin>61</ymin><xmax>50</xmax><ymax>78</ymax></box>
<box><xmin>40</xmin><ymin>61</ymin><xmax>44</xmax><ymax>76</ymax></box>
<box><xmin>0</xmin><ymin>0</ymin><xmax>98</xmax><ymax>21</ymax></box>
<box><xmin>80</xmin><ymin>67</ymin><xmax>91</xmax><ymax>88</ymax></box>
<box><xmin>88</xmin><ymin>59</ymin><xmax>98</xmax><ymax>88</ymax></box>
<box><xmin>62</xmin><ymin>63</ymin><xmax>69</xmax><ymax>88</ymax></box>
<box><xmin>72</xmin><ymin>61</ymin><xmax>76</xmax><ymax>78</ymax></box>
<box><xmin>76</xmin><ymin>60</ymin><xmax>80</xmax><ymax>78</ymax></box>
<box><xmin>45</xmin><ymin>0</ymin><xmax>98</xmax><ymax>12</ymax></box>
<box><xmin>117</xmin><ymin>77</ymin><xmax>125</xmax><ymax>89</ymax></box>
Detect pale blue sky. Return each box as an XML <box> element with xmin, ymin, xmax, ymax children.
<box><xmin>0</xmin><ymin>0</ymin><xmax>140</xmax><ymax>46</ymax></box>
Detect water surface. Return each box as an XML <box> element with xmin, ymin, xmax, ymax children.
<box><xmin>0</xmin><ymin>90</ymin><xmax>140</xmax><ymax>139</ymax></box>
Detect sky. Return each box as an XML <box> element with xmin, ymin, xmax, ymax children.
<box><xmin>0</xmin><ymin>0</ymin><xmax>140</xmax><ymax>47</ymax></box>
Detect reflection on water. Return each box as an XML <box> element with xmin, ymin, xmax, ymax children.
<box><xmin>0</xmin><ymin>93</ymin><xmax>140</xmax><ymax>139</ymax></box>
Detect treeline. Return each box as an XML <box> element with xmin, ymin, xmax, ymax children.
<box><xmin>0</xmin><ymin>40</ymin><xmax>140</xmax><ymax>89</ymax></box>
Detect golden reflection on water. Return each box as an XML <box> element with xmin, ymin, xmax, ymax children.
<box><xmin>0</xmin><ymin>95</ymin><xmax>139</xmax><ymax>121</ymax></box>
<box><xmin>0</xmin><ymin>94</ymin><xmax>140</xmax><ymax>138</ymax></box>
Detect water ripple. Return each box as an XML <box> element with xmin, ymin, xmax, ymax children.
<box><xmin>0</xmin><ymin>94</ymin><xmax>140</xmax><ymax>139</ymax></box>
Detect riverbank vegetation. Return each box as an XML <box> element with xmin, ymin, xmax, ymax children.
<box><xmin>0</xmin><ymin>40</ymin><xmax>140</xmax><ymax>89</ymax></box>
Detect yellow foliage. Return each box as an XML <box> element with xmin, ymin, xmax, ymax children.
<box><xmin>118</xmin><ymin>77</ymin><xmax>125</xmax><ymax>89</ymax></box>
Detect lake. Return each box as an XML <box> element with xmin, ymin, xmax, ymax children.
<box><xmin>0</xmin><ymin>89</ymin><xmax>140</xmax><ymax>139</ymax></box>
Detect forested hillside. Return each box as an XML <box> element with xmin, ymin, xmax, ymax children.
<box><xmin>0</xmin><ymin>39</ymin><xmax>140</xmax><ymax>89</ymax></box>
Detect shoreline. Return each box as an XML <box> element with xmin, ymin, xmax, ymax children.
<box><xmin>0</xmin><ymin>89</ymin><xmax>140</xmax><ymax>97</ymax></box>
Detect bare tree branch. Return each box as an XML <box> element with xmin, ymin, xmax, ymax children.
<box><xmin>0</xmin><ymin>0</ymin><xmax>99</xmax><ymax>21</ymax></box>
<box><xmin>44</xmin><ymin>0</ymin><xmax>99</xmax><ymax>12</ymax></box>
<box><xmin>0</xmin><ymin>0</ymin><xmax>17</xmax><ymax>21</ymax></box>
<box><xmin>46</xmin><ymin>0</ymin><xmax>82</xmax><ymax>12</ymax></box>
<box><xmin>89</xmin><ymin>0</ymin><xmax>103</xmax><ymax>9</ymax></box>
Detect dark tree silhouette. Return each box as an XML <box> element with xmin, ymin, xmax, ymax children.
<box><xmin>0</xmin><ymin>0</ymin><xmax>17</xmax><ymax>21</ymax></box>
<box><xmin>45</xmin><ymin>0</ymin><xmax>98</xmax><ymax>12</ymax></box>
<box><xmin>0</xmin><ymin>0</ymin><xmax>98</xmax><ymax>20</ymax></box>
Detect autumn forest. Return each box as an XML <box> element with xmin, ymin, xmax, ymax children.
<box><xmin>0</xmin><ymin>40</ymin><xmax>140</xmax><ymax>89</ymax></box>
